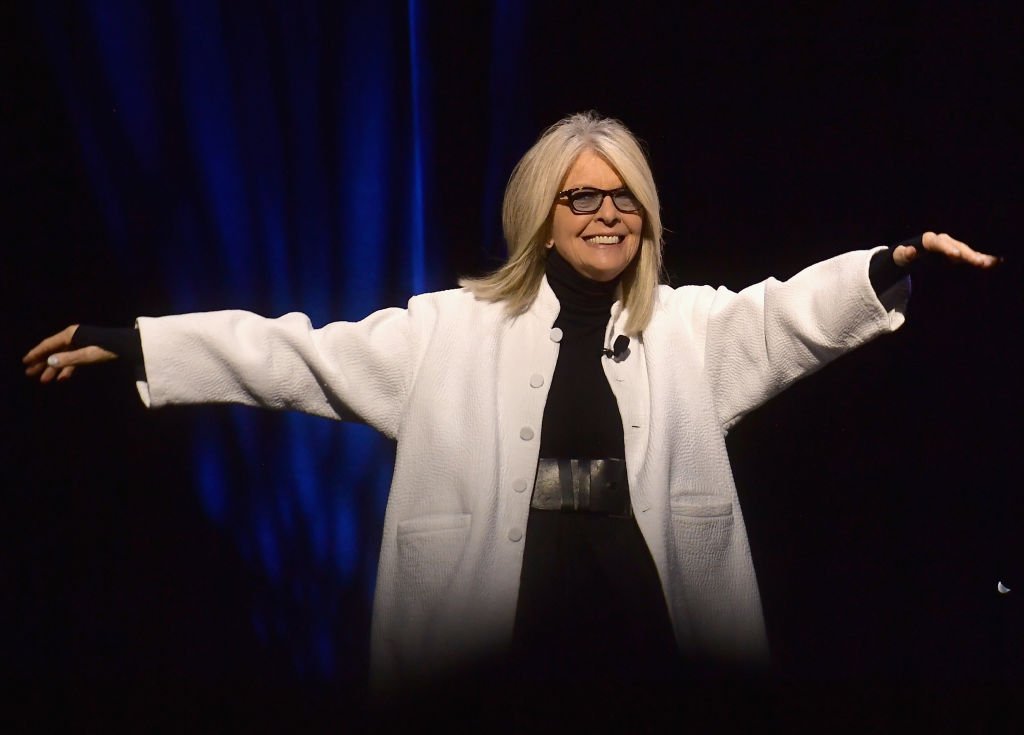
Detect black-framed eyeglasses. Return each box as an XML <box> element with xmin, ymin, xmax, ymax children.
<box><xmin>556</xmin><ymin>187</ymin><xmax>642</xmax><ymax>215</ymax></box>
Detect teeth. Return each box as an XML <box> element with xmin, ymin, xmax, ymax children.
<box><xmin>585</xmin><ymin>235</ymin><xmax>622</xmax><ymax>244</ymax></box>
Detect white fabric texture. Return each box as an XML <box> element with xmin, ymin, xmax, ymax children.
<box><xmin>135</xmin><ymin>246</ymin><xmax>908</xmax><ymax>687</ymax></box>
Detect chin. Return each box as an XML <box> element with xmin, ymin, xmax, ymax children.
<box><xmin>586</xmin><ymin>269</ymin><xmax>624</xmax><ymax>282</ymax></box>
<box><xmin>583</xmin><ymin>258</ymin><xmax>632</xmax><ymax>282</ymax></box>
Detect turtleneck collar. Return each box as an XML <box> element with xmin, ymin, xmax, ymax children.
<box><xmin>545</xmin><ymin>247</ymin><xmax>620</xmax><ymax>318</ymax></box>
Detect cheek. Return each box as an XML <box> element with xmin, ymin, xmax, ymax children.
<box><xmin>628</xmin><ymin>220</ymin><xmax>644</xmax><ymax>252</ymax></box>
<box><xmin>551</xmin><ymin>213</ymin><xmax>579</xmax><ymax>247</ymax></box>
<box><xmin>627</xmin><ymin>240</ymin><xmax>641</xmax><ymax>263</ymax></box>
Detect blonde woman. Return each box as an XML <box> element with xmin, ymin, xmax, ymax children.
<box><xmin>24</xmin><ymin>112</ymin><xmax>997</xmax><ymax>697</ymax></box>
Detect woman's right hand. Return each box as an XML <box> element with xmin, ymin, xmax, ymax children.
<box><xmin>23</xmin><ymin>325</ymin><xmax>117</xmax><ymax>383</ymax></box>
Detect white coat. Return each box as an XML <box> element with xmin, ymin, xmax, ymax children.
<box><xmin>135</xmin><ymin>247</ymin><xmax>907</xmax><ymax>687</ymax></box>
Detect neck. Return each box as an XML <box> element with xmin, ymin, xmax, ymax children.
<box><xmin>545</xmin><ymin>248</ymin><xmax>620</xmax><ymax>317</ymax></box>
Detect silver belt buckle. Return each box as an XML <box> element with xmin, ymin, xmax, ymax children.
<box><xmin>529</xmin><ymin>458</ymin><xmax>631</xmax><ymax>517</ymax></box>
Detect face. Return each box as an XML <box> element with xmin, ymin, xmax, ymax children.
<box><xmin>548</xmin><ymin>149</ymin><xmax>643</xmax><ymax>282</ymax></box>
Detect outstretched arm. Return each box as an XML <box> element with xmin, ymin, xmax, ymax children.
<box><xmin>23</xmin><ymin>303</ymin><xmax>423</xmax><ymax>439</ymax></box>
<box><xmin>702</xmin><ymin>232</ymin><xmax>998</xmax><ymax>430</ymax></box>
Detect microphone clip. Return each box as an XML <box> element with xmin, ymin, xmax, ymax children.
<box><xmin>602</xmin><ymin>335</ymin><xmax>631</xmax><ymax>363</ymax></box>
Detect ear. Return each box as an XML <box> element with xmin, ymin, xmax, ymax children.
<box><xmin>546</xmin><ymin>240</ymin><xmax>555</xmax><ymax>249</ymax></box>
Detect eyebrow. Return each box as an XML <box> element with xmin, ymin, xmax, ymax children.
<box><xmin>564</xmin><ymin>183</ymin><xmax>627</xmax><ymax>190</ymax></box>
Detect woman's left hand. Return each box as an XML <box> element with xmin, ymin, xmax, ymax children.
<box><xmin>894</xmin><ymin>232</ymin><xmax>1000</xmax><ymax>269</ymax></box>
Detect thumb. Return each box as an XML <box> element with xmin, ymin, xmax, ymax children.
<box><xmin>892</xmin><ymin>244</ymin><xmax>918</xmax><ymax>267</ymax></box>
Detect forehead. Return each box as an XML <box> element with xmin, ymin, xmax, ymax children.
<box><xmin>563</xmin><ymin>149</ymin><xmax>624</xmax><ymax>188</ymax></box>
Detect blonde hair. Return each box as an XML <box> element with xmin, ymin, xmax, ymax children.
<box><xmin>460</xmin><ymin>111</ymin><xmax>664</xmax><ymax>335</ymax></box>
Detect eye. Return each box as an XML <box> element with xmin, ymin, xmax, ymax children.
<box><xmin>570</xmin><ymin>189</ymin><xmax>602</xmax><ymax>211</ymax></box>
<box><xmin>611</xmin><ymin>190</ymin><xmax>640</xmax><ymax>213</ymax></box>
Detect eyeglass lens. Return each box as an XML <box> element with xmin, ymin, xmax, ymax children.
<box><xmin>568</xmin><ymin>188</ymin><xmax>640</xmax><ymax>214</ymax></box>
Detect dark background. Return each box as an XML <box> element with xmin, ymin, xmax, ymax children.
<box><xmin>5</xmin><ymin>1</ymin><xmax>1021</xmax><ymax>731</ymax></box>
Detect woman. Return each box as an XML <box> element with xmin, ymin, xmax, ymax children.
<box><xmin>23</xmin><ymin>112</ymin><xmax>998</xmax><ymax>694</ymax></box>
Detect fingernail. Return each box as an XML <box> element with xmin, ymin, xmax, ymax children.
<box><xmin>47</xmin><ymin>355</ymin><xmax>60</xmax><ymax>367</ymax></box>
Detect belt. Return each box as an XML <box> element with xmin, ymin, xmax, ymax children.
<box><xmin>530</xmin><ymin>458</ymin><xmax>632</xmax><ymax>518</ymax></box>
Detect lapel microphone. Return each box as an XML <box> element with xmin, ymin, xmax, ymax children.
<box><xmin>602</xmin><ymin>335</ymin><xmax>631</xmax><ymax>362</ymax></box>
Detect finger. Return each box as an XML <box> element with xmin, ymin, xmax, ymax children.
<box><xmin>921</xmin><ymin>232</ymin><xmax>998</xmax><ymax>267</ymax></box>
<box><xmin>43</xmin><ymin>345</ymin><xmax>117</xmax><ymax>369</ymax></box>
<box><xmin>892</xmin><ymin>244</ymin><xmax>918</xmax><ymax>267</ymax></box>
<box><xmin>22</xmin><ymin>327</ymin><xmax>73</xmax><ymax>363</ymax></box>
<box><xmin>22</xmin><ymin>325</ymin><xmax>79</xmax><ymax>364</ymax></box>
<box><xmin>56</xmin><ymin>365</ymin><xmax>76</xmax><ymax>381</ymax></box>
<box><xmin>25</xmin><ymin>361</ymin><xmax>46</xmax><ymax>378</ymax></box>
<box><xmin>950</xmin><ymin>239</ymin><xmax>1000</xmax><ymax>268</ymax></box>
<box><xmin>921</xmin><ymin>231</ymin><xmax>960</xmax><ymax>259</ymax></box>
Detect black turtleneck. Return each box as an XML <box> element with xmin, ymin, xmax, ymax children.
<box><xmin>511</xmin><ymin>248</ymin><xmax>678</xmax><ymax>683</ymax></box>
<box><xmin>539</xmin><ymin>248</ymin><xmax>625</xmax><ymax>460</ymax></box>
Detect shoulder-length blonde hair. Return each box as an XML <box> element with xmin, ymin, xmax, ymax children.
<box><xmin>460</xmin><ymin>111</ymin><xmax>664</xmax><ymax>335</ymax></box>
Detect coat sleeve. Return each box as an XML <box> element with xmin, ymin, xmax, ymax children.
<box><xmin>698</xmin><ymin>247</ymin><xmax>909</xmax><ymax>431</ymax></box>
<box><xmin>135</xmin><ymin>304</ymin><xmax>422</xmax><ymax>439</ymax></box>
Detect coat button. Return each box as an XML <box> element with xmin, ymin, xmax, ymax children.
<box><xmin>529</xmin><ymin>373</ymin><xmax>544</xmax><ymax>388</ymax></box>
<box><xmin>508</xmin><ymin>527</ymin><xmax>523</xmax><ymax>542</ymax></box>
<box><xmin>519</xmin><ymin>427</ymin><xmax>534</xmax><ymax>441</ymax></box>
<box><xmin>513</xmin><ymin>479</ymin><xmax>528</xmax><ymax>493</ymax></box>
<box><xmin>549</xmin><ymin>327</ymin><xmax>563</xmax><ymax>343</ymax></box>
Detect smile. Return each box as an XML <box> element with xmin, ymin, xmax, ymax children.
<box><xmin>582</xmin><ymin>234</ymin><xmax>624</xmax><ymax>245</ymax></box>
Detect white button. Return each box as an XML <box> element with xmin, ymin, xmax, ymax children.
<box><xmin>508</xmin><ymin>527</ymin><xmax>523</xmax><ymax>542</ymax></box>
<box><xmin>529</xmin><ymin>373</ymin><xmax>544</xmax><ymax>388</ymax></box>
<box><xmin>549</xmin><ymin>327</ymin><xmax>563</xmax><ymax>343</ymax></box>
<box><xmin>519</xmin><ymin>427</ymin><xmax>534</xmax><ymax>441</ymax></box>
<box><xmin>513</xmin><ymin>479</ymin><xmax>528</xmax><ymax>493</ymax></box>
<box><xmin>615</xmin><ymin>375</ymin><xmax>625</xmax><ymax>382</ymax></box>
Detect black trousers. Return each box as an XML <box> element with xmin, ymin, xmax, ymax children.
<box><xmin>511</xmin><ymin>507</ymin><xmax>679</xmax><ymax>683</ymax></box>
<box><xmin>373</xmin><ymin>510</ymin><xmax>775</xmax><ymax>733</ymax></box>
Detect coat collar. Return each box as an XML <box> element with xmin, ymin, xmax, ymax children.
<box><xmin>532</xmin><ymin>275</ymin><xmax>561</xmax><ymax>325</ymax></box>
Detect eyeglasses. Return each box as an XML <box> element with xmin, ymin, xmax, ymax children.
<box><xmin>556</xmin><ymin>187</ymin><xmax>642</xmax><ymax>215</ymax></box>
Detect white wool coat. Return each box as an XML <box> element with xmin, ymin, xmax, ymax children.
<box><xmin>135</xmin><ymin>247</ymin><xmax>907</xmax><ymax>687</ymax></box>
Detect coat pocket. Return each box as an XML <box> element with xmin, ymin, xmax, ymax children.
<box><xmin>665</xmin><ymin>491</ymin><xmax>767</xmax><ymax>660</ymax></box>
<box><xmin>394</xmin><ymin>513</ymin><xmax>472</xmax><ymax>657</ymax></box>
<box><xmin>670</xmin><ymin>496</ymin><xmax>734</xmax><ymax>518</ymax></box>
<box><xmin>667</xmin><ymin>496</ymin><xmax>741</xmax><ymax>653</ymax></box>
<box><xmin>397</xmin><ymin>513</ymin><xmax>472</xmax><ymax>537</ymax></box>
<box><xmin>669</xmin><ymin>496</ymin><xmax>734</xmax><ymax>566</ymax></box>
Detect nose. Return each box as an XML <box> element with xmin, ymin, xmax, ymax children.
<box><xmin>595</xmin><ymin>193</ymin><xmax>620</xmax><ymax>223</ymax></box>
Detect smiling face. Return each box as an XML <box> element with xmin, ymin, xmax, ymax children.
<box><xmin>549</xmin><ymin>149</ymin><xmax>643</xmax><ymax>282</ymax></box>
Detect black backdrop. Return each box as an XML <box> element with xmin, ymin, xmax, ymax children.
<box><xmin>6</xmin><ymin>1</ymin><xmax>1021</xmax><ymax>732</ymax></box>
